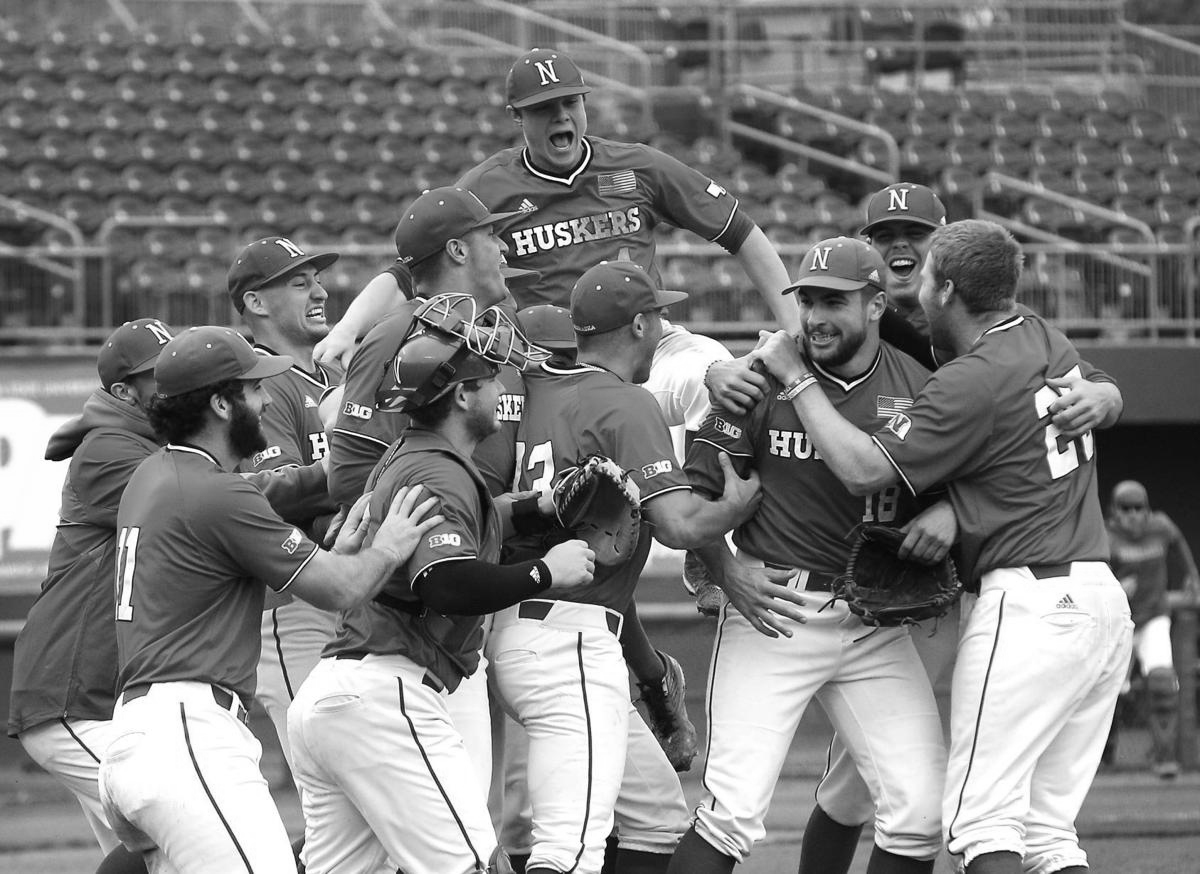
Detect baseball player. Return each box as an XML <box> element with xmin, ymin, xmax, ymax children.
<box><xmin>492</xmin><ymin>261</ymin><xmax>760</xmax><ymax>874</ymax></box>
<box><xmin>1105</xmin><ymin>480</ymin><xmax>1199</xmax><ymax>779</ymax></box>
<box><xmin>751</xmin><ymin>220</ymin><xmax>1132</xmax><ymax>874</ymax></box>
<box><xmin>288</xmin><ymin>309</ymin><xmax>594</xmax><ymax>874</ymax></box>
<box><xmin>796</xmin><ymin>182</ymin><xmax>1131</xmax><ymax>874</ymax></box>
<box><xmin>7</xmin><ymin>319</ymin><xmax>171</xmax><ymax>872</ymax></box>
<box><xmin>227</xmin><ymin>236</ymin><xmax>343</xmax><ymax>772</ymax></box>
<box><xmin>671</xmin><ymin>239</ymin><xmax>948</xmax><ymax>874</ymax></box>
<box><xmin>97</xmin><ymin>326</ymin><xmax>442</xmax><ymax>873</ymax></box>
<box><xmin>315</xmin><ymin>47</ymin><xmax>790</xmax><ymax>405</ymax></box>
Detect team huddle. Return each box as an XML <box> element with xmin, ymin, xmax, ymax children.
<box><xmin>8</xmin><ymin>47</ymin><xmax>1137</xmax><ymax>874</ymax></box>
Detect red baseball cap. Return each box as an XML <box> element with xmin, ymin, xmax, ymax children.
<box><xmin>393</xmin><ymin>186</ymin><xmax>522</xmax><ymax>267</ymax></box>
<box><xmin>517</xmin><ymin>304</ymin><xmax>576</xmax><ymax>351</ymax></box>
<box><xmin>570</xmin><ymin>262</ymin><xmax>687</xmax><ymax>335</ymax></box>
<box><xmin>227</xmin><ymin>237</ymin><xmax>339</xmax><ymax>312</ymax></box>
<box><xmin>156</xmin><ymin>326</ymin><xmax>293</xmax><ymax>397</ymax></box>
<box><xmin>506</xmin><ymin>48</ymin><xmax>591</xmax><ymax>109</ymax></box>
<box><xmin>859</xmin><ymin>183</ymin><xmax>947</xmax><ymax>237</ymax></box>
<box><xmin>97</xmin><ymin>318</ymin><xmax>174</xmax><ymax>390</ymax></box>
<box><xmin>784</xmin><ymin>237</ymin><xmax>887</xmax><ymax>295</ymax></box>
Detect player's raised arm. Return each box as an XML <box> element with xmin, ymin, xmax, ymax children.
<box><xmin>315</xmin><ymin>267</ymin><xmax>413</xmax><ymax>370</ymax></box>
<box><xmin>734</xmin><ymin>224</ymin><xmax>801</xmax><ymax>332</ymax></box>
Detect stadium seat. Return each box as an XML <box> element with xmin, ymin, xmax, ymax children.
<box><xmin>1153</xmin><ymin>195</ymin><xmax>1193</xmax><ymax>227</ymax></box>
<box><xmin>217</xmin><ymin>163</ymin><xmax>268</xmax><ymax>200</ymax></box>
<box><xmin>1155</xmin><ymin>166</ymin><xmax>1200</xmax><ymax>202</ymax></box>
<box><xmin>353</xmin><ymin>46</ymin><xmax>403</xmax><ymax>82</ymax></box>
<box><xmin>1114</xmin><ymin>166</ymin><xmax>1159</xmax><ymax>202</ymax></box>
<box><xmin>169</xmin><ymin>163</ymin><xmax>218</xmax><ymax>199</ymax></box>
<box><xmin>335</xmin><ymin>106</ymin><xmax>386</xmax><ymax>139</ymax></box>
<box><xmin>97</xmin><ymin>100</ymin><xmax>144</xmax><ymax>135</ymax></box>
<box><xmin>327</xmin><ymin>133</ymin><xmax>374</xmax><ymax>167</ymax></box>
<box><xmin>1072</xmin><ymin>167</ymin><xmax>1117</xmax><ymax>202</ymax></box>
<box><xmin>120</xmin><ymin>164</ymin><xmax>170</xmax><ymax>198</ymax></box>
<box><xmin>244</xmin><ymin>104</ymin><xmax>290</xmax><ymax>134</ymax></box>
<box><xmin>58</xmin><ymin>194</ymin><xmax>106</xmax><ymax>234</ymax></box>
<box><xmin>826</xmin><ymin>85</ymin><xmax>879</xmax><ymax>119</ymax></box>
<box><xmin>183</xmin><ymin>131</ymin><xmax>235</xmax><ymax>168</ymax></box>
<box><xmin>304</xmin><ymin>195</ymin><xmax>355</xmax><ymax>230</ymax></box>
<box><xmin>864</xmin><ymin>109</ymin><xmax>914</xmax><ymax>144</ymax></box>
<box><xmin>1010</xmin><ymin>87</ymin><xmax>1060</xmax><ymax>115</ymax></box>
<box><xmin>1118</xmin><ymin>139</ymin><xmax>1165</xmax><ymax>172</ymax></box>
<box><xmin>409</xmin><ymin>163</ymin><xmax>444</xmax><ymax>194</ymax></box>
<box><xmin>126</xmin><ymin>42</ymin><xmax>175</xmax><ymax>79</ymax></box>
<box><xmin>197</xmin><ymin>104</ymin><xmax>244</xmax><ymax>135</ymax></box>
<box><xmin>374</xmin><ymin>133</ymin><xmax>423</xmax><ymax>168</ymax></box>
<box><xmin>1072</xmin><ymin>138</ymin><xmax>1120</xmax><ymax>174</ymax></box>
<box><xmin>1028</xmin><ymin>167</ymin><xmax>1076</xmax><ymax>196</ymax></box>
<box><xmin>15</xmin><ymin>72</ymin><xmax>59</xmax><ymax>104</ymax></box>
<box><xmin>312</xmin><ymin>163</ymin><xmax>357</xmax><ymax>197</ymax></box>
<box><xmin>109</xmin><ymin>194</ymin><xmax>152</xmax><ymax>220</ymax></box>
<box><xmin>0</xmin><ymin>99</ymin><xmax>39</xmax><ymax>134</ymax></box>
<box><xmin>35</xmin><ymin>130</ymin><xmax>86</xmax><ymax>164</ymax></box>
<box><xmin>312</xmin><ymin>47</ymin><xmax>360</xmax><ymax>82</ymax></box>
<box><xmin>363</xmin><ymin>163</ymin><xmax>410</xmax><ymax>195</ymax></box>
<box><xmin>281</xmin><ymin>133</ymin><xmax>329</xmax><ymax>167</ymax></box>
<box><xmin>263</xmin><ymin>163</ymin><xmax>313</xmax><ymax>197</ymax></box>
<box><xmin>468</xmin><ymin>104</ymin><xmax>508</xmax><ymax>139</ymax></box>
<box><xmin>1095</xmin><ymin>88</ymin><xmax>1135</xmax><ymax>116</ymax></box>
<box><xmin>183</xmin><ymin>256</ymin><xmax>227</xmax><ymax>296</ymax></box>
<box><xmin>346</xmin><ymin>76</ymin><xmax>393</xmax><ymax>108</ymax></box>
<box><xmin>947</xmin><ymin>138</ymin><xmax>990</xmax><ymax>172</ymax></box>
<box><xmin>1128</xmin><ymin>109</ymin><xmax>1173</xmax><ymax>144</ymax></box>
<box><xmin>1172</xmin><ymin>112</ymin><xmax>1200</xmax><ymax>140</ymax></box>
<box><xmin>0</xmin><ymin>129</ymin><xmax>39</xmax><ymax>166</ymax></box>
<box><xmin>218</xmin><ymin>45</ymin><xmax>268</xmax><ymax>80</ymax></box>
<box><xmin>949</xmin><ymin>110</ymin><xmax>992</xmax><ymax>144</ymax></box>
<box><xmin>70</xmin><ymin>162</ymin><xmax>121</xmax><ymax>196</ymax></box>
<box><xmin>290</xmin><ymin>104</ymin><xmax>339</xmax><ymax>139</ymax></box>
<box><xmin>962</xmin><ymin>89</ymin><xmax>1010</xmax><ymax>117</ymax></box>
<box><xmin>1038</xmin><ymin>111</ymin><xmax>1085</xmax><ymax>143</ymax></box>
<box><xmin>148</xmin><ymin>103</ymin><xmax>200</xmax><ymax>136</ymax></box>
<box><xmin>64</xmin><ymin>73</ymin><xmax>118</xmax><ymax>107</ymax></box>
<box><xmin>392</xmin><ymin>79</ymin><xmax>441</xmax><ymax>112</ymax></box>
<box><xmin>938</xmin><ymin>165</ymin><xmax>978</xmax><ymax>197</ymax></box>
<box><xmin>48</xmin><ymin>100</ymin><xmax>101</xmax><ymax>135</ymax></box>
<box><xmin>898</xmin><ymin>138</ymin><xmax>942</xmax><ymax>185</ymax></box>
<box><xmin>428</xmin><ymin>106</ymin><xmax>477</xmax><ymax>140</ymax></box>
<box><xmin>420</xmin><ymin>134</ymin><xmax>470</xmax><ymax>168</ymax></box>
<box><xmin>132</xmin><ymin>132</ymin><xmax>181</xmax><ymax>168</ymax></box>
<box><xmin>256</xmin><ymin>194</ymin><xmax>308</xmax><ymax>228</ymax></box>
<box><xmin>302</xmin><ymin>75</ymin><xmax>344</xmax><ymax>107</ymax></box>
<box><xmin>171</xmin><ymin>44</ymin><xmax>223</xmax><ymax>80</ymax></box>
<box><xmin>232</xmin><ymin>132</ymin><xmax>288</xmax><ymax>168</ymax></box>
<box><xmin>1083</xmin><ymin>111</ymin><xmax>1128</xmax><ymax>145</ymax></box>
<box><xmin>207</xmin><ymin>194</ymin><xmax>257</xmax><ymax>228</ymax></box>
<box><xmin>256</xmin><ymin>75</ymin><xmax>299</xmax><ymax>108</ymax></box>
<box><xmin>1110</xmin><ymin>196</ymin><xmax>1158</xmax><ymax>227</ymax></box>
<box><xmin>1020</xmin><ymin>198</ymin><xmax>1084</xmax><ymax>234</ymax></box>
<box><xmin>351</xmin><ymin>194</ymin><xmax>392</xmax><ymax>228</ymax></box>
<box><xmin>194</xmin><ymin>226</ymin><xmax>234</xmax><ymax>259</ymax></box>
<box><xmin>1164</xmin><ymin>137</ymin><xmax>1200</xmax><ymax>168</ymax></box>
<box><xmin>992</xmin><ymin>111</ymin><xmax>1038</xmax><ymax>146</ymax></box>
<box><xmin>1031</xmin><ymin>138</ymin><xmax>1075</xmax><ymax>173</ymax></box>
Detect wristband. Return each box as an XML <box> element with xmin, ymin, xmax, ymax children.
<box><xmin>530</xmin><ymin>560</ymin><xmax>552</xmax><ymax>591</ymax></box>
<box><xmin>512</xmin><ymin>494</ymin><xmax>550</xmax><ymax>536</ymax></box>
<box><xmin>777</xmin><ymin>373</ymin><xmax>817</xmax><ymax>401</ymax></box>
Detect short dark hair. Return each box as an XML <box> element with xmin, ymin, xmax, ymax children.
<box><xmin>147</xmin><ymin>379</ymin><xmax>243</xmax><ymax>445</ymax></box>
<box><xmin>927</xmin><ymin>220</ymin><xmax>1023</xmax><ymax>314</ymax></box>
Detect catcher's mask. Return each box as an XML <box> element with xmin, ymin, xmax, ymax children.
<box><xmin>375</xmin><ymin>293</ymin><xmax>548</xmax><ymax>413</ymax></box>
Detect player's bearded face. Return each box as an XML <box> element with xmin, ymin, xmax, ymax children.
<box><xmin>464</xmin><ymin>376</ymin><xmax>502</xmax><ymax>440</ymax></box>
<box><xmin>518</xmin><ymin>95</ymin><xmax>588</xmax><ymax>173</ymax></box>
<box><xmin>798</xmin><ymin>290</ymin><xmax>868</xmax><ymax>369</ymax></box>
<box><xmin>229</xmin><ymin>391</ymin><xmax>269</xmax><ymax>458</ymax></box>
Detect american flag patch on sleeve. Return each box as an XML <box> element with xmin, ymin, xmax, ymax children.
<box><xmin>876</xmin><ymin>396</ymin><xmax>914</xmax><ymax>418</ymax></box>
<box><xmin>598</xmin><ymin>170</ymin><xmax>637</xmax><ymax>195</ymax></box>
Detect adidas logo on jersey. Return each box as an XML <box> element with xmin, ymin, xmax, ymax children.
<box><xmin>518</xmin><ymin>198</ymin><xmax>538</xmax><ymax>213</ymax></box>
<box><xmin>304</xmin><ymin>395</ymin><xmax>317</xmax><ymax>408</ymax></box>
<box><xmin>1056</xmin><ymin>594</ymin><xmax>1077</xmax><ymax>609</ymax></box>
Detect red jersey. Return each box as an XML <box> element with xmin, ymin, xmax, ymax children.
<box><xmin>8</xmin><ymin>391</ymin><xmax>159</xmax><ymax>736</ymax></box>
<box><xmin>507</xmin><ymin>363</ymin><xmax>691</xmax><ymax>610</ymax></box>
<box><xmin>1108</xmin><ymin>512</ymin><xmax>1198</xmax><ymax>626</ymax></box>
<box><xmin>686</xmin><ymin>346</ymin><xmax>929</xmax><ymax>574</ymax></box>
<box><xmin>456</xmin><ymin>136</ymin><xmax>752</xmax><ymax>306</ymax></box>
<box><xmin>872</xmin><ymin>312</ymin><xmax>1110</xmax><ymax>585</ymax></box>
<box><xmin>325</xmin><ymin>428</ymin><xmax>500</xmax><ymax>690</ymax></box>
<box><xmin>245</xmin><ymin>344</ymin><xmax>337</xmax><ymax>532</ymax></box>
<box><xmin>114</xmin><ymin>445</ymin><xmax>320</xmax><ymax>705</ymax></box>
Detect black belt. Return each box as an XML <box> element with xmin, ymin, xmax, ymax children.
<box><xmin>1029</xmin><ymin>563</ymin><xmax>1075</xmax><ymax>580</ymax></box>
<box><xmin>518</xmin><ymin>600</ymin><xmax>622</xmax><ymax>636</ymax></box>
<box><xmin>765</xmin><ymin>563</ymin><xmax>837</xmax><ymax>592</ymax></box>
<box><xmin>333</xmin><ymin>651</ymin><xmax>443</xmax><ymax>691</ymax></box>
<box><xmin>121</xmin><ymin>683</ymin><xmax>249</xmax><ymax>727</ymax></box>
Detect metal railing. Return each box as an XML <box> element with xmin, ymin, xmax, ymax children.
<box><xmin>1120</xmin><ymin>22</ymin><xmax>1200</xmax><ymax>117</ymax></box>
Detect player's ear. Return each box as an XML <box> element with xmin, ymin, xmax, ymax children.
<box><xmin>242</xmin><ymin>290</ymin><xmax>269</xmax><ymax>317</ymax></box>
<box><xmin>865</xmin><ymin>289</ymin><xmax>887</xmax><ymax>322</ymax></box>
<box><xmin>445</xmin><ymin>237</ymin><xmax>468</xmax><ymax>265</ymax></box>
<box><xmin>507</xmin><ymin>106</ymin><xmax>521</xmax><ymax>125</ymax></box>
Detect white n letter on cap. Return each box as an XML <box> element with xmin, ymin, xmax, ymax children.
<box><xmin>534</xmin><ymin>60</ymin><xmax>560</xmax><ymax>85</ymax></box>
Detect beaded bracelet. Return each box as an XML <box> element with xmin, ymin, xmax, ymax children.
<box><xmin>777</xmin><ymin>373</ymin><xmax>817</xmax><ymax>401</ymax></box>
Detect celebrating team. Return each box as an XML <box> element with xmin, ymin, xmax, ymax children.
<box><xmin>8</xmin><ymin>45</ymin><xmax>1138</xmax><ymax>874</ymax></box>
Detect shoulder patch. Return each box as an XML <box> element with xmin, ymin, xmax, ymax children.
<box><xmin>429</xmin><ymin>532</ymin><xmax>462</xmax><ymax>549</ymax></box>
<box><xmin>705</xmin><ymin>180</ymin><xmax>727</xmax><ymax>198</ymax></box>
<box><xmin>883</xmin><ymin>413</ymin><xmax>912</xmax><ymax>440</ymax></box>
<box><xmin>876</xmin><ymin>396</ymin><xmax>914</xmax><ymax>418</ymax></box>
<box><xmin>343</xmin><ymin>401</ymin><xmax>373</xmax><ymax>420</ymax></box>
<box><xmin>641</xmin><ymin>459</ymin><xmax>674</xmax><ymax>478</ymax></box>
<box><xmin>280</xmin><ymin>528</ymin><xmax>302</xmax><ymax>555</ymax></box>
<box><xmin>253</xmin><ymin>446</ymin><xmax>282</xmax><ymax>465</ymax></box>
<box><xmin>714</xmin><ymin>417</ymin><xmax>742</xmax><ymax>439</ymax></box>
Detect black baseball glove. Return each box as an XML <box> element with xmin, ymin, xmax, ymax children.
<box><xmin>833</xmin><ymin>524</ymin><xmax>962</xmax><ymax>627</ymax></box>
<box><xmin>552</xmin><ymin>455</ymin><xmax>641</xmax><ymax>567</ymax></box>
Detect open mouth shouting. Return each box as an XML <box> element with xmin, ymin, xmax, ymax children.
<box><xmin>888</xmin><ymin>256</ymin><xmax>918</xmax><ymax>279</ymax></box>
<box><xmin>548</xmin><ymin>129</ymin><xmax>575</xmax><ymax>153</ymax></box>
<box><xmin>305</xmin><ymin>303</ymin><xmax>326</xmax><ymax>324</ymax></box>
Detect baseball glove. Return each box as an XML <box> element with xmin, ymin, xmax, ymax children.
<box><xmin>833</xmin><ymin>524</ymin><xmax>962</xmax><ymax>627</ymax></box>
<box><xmin>552</xmin><ymin>454</ymin><xmax>641</xmax><ymax>567</ymax></box>
<box><xmin>634</xmin><ymin>650</ymin><xmax>699</xmax><ymax>772</ymax></box>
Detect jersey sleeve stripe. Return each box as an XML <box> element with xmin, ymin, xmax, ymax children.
<box><xmin>706</xmin><ymin>198</ymin><xmax>740</xmax><ymax>243</ymax></box>
<box><xmin>639</xmin><ymin>483</ymin><xmax>693</xmax><ymax>502</ymax></box>
<box><xmin>691</xmin><ymin>437</ymin><xmax>753</xmax><ymax>459</ymax></box>
<box><xmin>331</xmin><ymin>428</ymin><xmax>392</xmax><ymax>449</ymax></box>
<box><xmin>277</xmin><ymin>544</ymin><xmax>320</xmax><ymax>592</ymax></box>
<box><xmin>411</xmin><ymin>555</ymin><xmax>476</xmax><ymax>585</ymax></box>
<box><xmin>870</xmin><ymin>435</ymin><xmax>917</xmax><ymax>497</ymax></box>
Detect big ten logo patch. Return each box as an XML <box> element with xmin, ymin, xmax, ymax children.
<box><xmin>767</xmin><ymin>429</ymin><xmax>822</xmax><ymax>460</ymax></box>
<box><xmin>252</xmin><ymin>446</ymin><xmax>282</xmax><ymax>466</ymax></box>
<box><xmin>495</xmin><ymin>393</ymin><xmax>524</xmax><ymax>423</ymax></box>
<box><xmin>342</xmin><ymin>401</ymin><xmax>373</xmax><ymax>420</ymax></box>
<box><xmin>0</xmin><ymin>398</ymin><xmax>73</xmax><ymax>591</ymax></box>
<box><xmin>510</xmin><ymin>206</ymin><xmax>642</xmax><ymax>257</ymax></box>
<box><xmin>429</xmin><ymin>532</ymin><xmax>462</xmax><ymax>549</ymax></box>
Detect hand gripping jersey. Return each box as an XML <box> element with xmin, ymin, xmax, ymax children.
<box><xmin>871</xmin><ymin>312</ymin><xmax>1111</xmax><ymax>584</ymax></box>
<box><xmin>8</xmin><ymin>391</ymin><xmax>159</xmax><ymax>737</ymax></box>
<box><xmin>323</xmin><ymin>428</ymin><xmax>500</xmax><ymax>691</ymax></box>
<box><xmin>456</xmin><ymin>136</ymin><xmax>752</xmax><ymax>307</ymax></box>
<box><xmin>114</xmin><ymin>445</ymin><xmax>320</xmax><ymax>706</ymax></box>
<box><xmin>686</xmin><ymin>346</ymin><xmax>930</xmax><ymax>574</ymax></box>
<box><xmin>507</xmin><ymin>362</ymin><xmax>691</xmax><ymax>611</ymax></box>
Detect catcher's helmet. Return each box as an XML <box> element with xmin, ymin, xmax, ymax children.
<box><xmin>376</xmin><ymin>328</ymin><xmax>500</xmax><ymax>413</ymax></box>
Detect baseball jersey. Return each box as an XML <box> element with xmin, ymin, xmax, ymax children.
<box><xmin>324</xmin><ymin>428</ymin><xmax>500</xmax><ymax>691</ymax></box>
<box><xmin>686</xmin><ymin>346</ymin><xmax>929</xmax><ymax>574</ymax></box>
<box><xmin>872</xmin><ymin>312</ymin><xmax>1110</xmax><ymax>585</ymax></box>
<box><xmin>508</xmin><ymin>362</ymin><xmax>691</xmax><ymax>610</ymax></box>
<box><xmin>114</xmin><ymin>444</ymin><xmax>320</xmax><ymax>706</ymax></box>
<box><xmin>244</xmin><ymin>344</ymin><xmax>338</xmax><ymax>532</ymax></box>
<box><xmin>7</xmin><ymin>390</ymin><xmax>159</xmax><ymax>736</ymax></box>
<box><xmin>1108</xmin><ymin>513</ymin><xmax>1197</xmax><ymax>627</ymax></box>
<box><xmin>456</xmin><ymin>136</ymin><xmax>751</xmax><ymax>306</ymax></box>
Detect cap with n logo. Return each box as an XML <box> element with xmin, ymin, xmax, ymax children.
<box><xmin>227</xmin><ymin>237</ymin><xmax>339</xmax><ymax>313</ymax></box>
<box><xmin>783</xmin><ymin>237</ymin><xmax>888</xmax><ymax>294</ymax></box>
<box><xmin>98</xmin><ymin>318</ymin><xmax>174</xmax><ymax>390</ymax></box>
<box><xmin>506</xmin><ymin>47</ymin><xmax>592</xmax><ymax>109</ymax></box>
<box><xmin>859</xmin><ymin>182</ymin><xmax>947</xmax><ymax>237</ymax></box>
